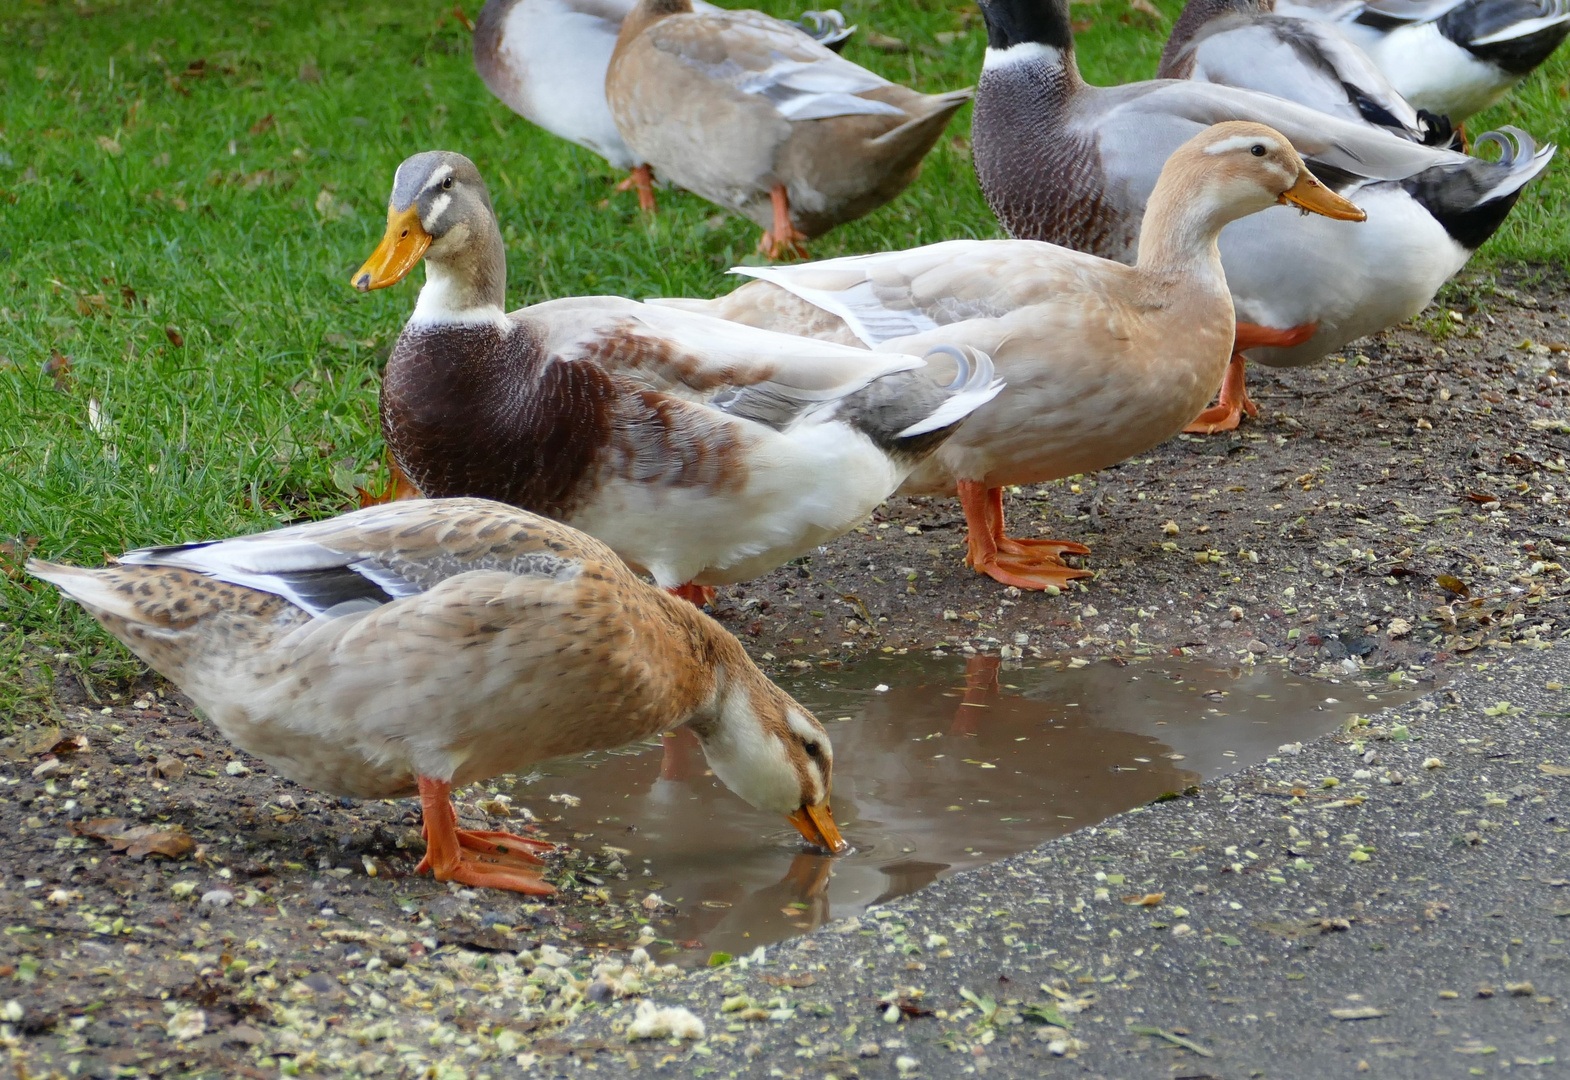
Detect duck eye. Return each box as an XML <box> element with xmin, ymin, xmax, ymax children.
<box><xmin>442</xmin><ymin>176</ymin><xmax>454</xmax><ymax>190</ymax></box>
<box><xmin>1250</xmin><ymin>144</ymin><xmax>1267</xmax><ymax>157</ymax></box>
<box><xmin>803</xmin><ymin>740</ymin><xmax>823</xmax><ymax>761</ymax></box>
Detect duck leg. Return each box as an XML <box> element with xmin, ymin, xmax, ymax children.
<box><xmin>668</xmin><ymin>583</ymin><xmax>717</xmax><ymax>608</ymax></box>
<box><xmin>1184</xmin><ymin>322</ymin><xmax>1317</xmax><ymax>435</ymax></box>
<box><xmin>959</xmin><ymin>480</ymin><xmax>1092</xmax><ymax>591</ymax></box>
<box><xmin>757</xmin><ymin>184</ymin><xmax>810</xmax><ymax>261</ymax></box>
<box><xmin>414</xmin><ymin>776</ymin><xmax>556</xmax><ymax>894</ymax></box>
<box><xmin>615</xmin><ymin>164</ymin><xmax>658</xmax><ymax>213</ymax></box>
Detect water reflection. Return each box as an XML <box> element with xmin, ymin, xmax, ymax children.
<box><xmin>500</xmin><ymin>656</ymin><xmax>1415</xmax><ymax>962</ymax></box>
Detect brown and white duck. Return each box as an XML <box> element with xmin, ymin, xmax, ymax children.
<box><xmin>656</xmin><ymin>122</ymin><xmax>1366</xmax><ymax>590</ymax></box>
<box><xmin>604</xmin><ymin>0</ymin><xmax>972</xmax><ymax>258</ymax></box>
<box><xmin>970</xmin><ymin>0</ymin><xmax>1552</xmax><ymax>433</ymax></box>
<box><xmin>353</xmin><ymin>150</ymin><xmax>999</xmax><ymax>600</ymax></box>
<box><xmin>473</xmin><ymin>0</ymin><xmax>854</xmax><ymax>211</ymax></box>
<box><xmin>30</xmin><ymin>498</ymin><xmax>848</xmax><ymax>894</ymax></box>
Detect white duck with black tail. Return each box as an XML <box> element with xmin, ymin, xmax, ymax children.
<box><xmin>1277</xmin><ymin>0</ymin><xmax>1570</xmax><ymax>121</ymax></box>
<box><xmin>970</xmin><ymin>0</ymin><xmax>1553</xmax><ymax>433</ymax></box>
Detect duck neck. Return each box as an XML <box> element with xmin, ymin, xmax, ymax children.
<box><xmin>1133</xmin><ymin>168</ymin><xmax>1233</xmax><ymax>281</ymax></box>
<box><xmin>410</xmin><ymin>216</ymin><xmax>509</xmax><ymax>328</ymax></box>
<box><xmin>979</xmin><ymin>0</ymin><xmax>1083</xmax><ymax>93</ymax></box>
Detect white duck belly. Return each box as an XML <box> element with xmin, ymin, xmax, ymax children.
<box><xmin>570</xmin><ymin>422</ymin><xmax>906</xmax><ymax>586</ymax></box>
<box><xmin>486</xmin><ymin>0</ymin><xmax>642</xmax><ymax>168</ymax></box>
<box><xmin>1218</xmin><ymin>189</ymin><xmax>1468</xmax><ymax>366</ymax></box>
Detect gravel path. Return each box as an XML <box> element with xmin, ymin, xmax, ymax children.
<box><xmin>560</xmin><ymin>644</ymin><xmax>1570</xmax><ymax>1079</ymax></box>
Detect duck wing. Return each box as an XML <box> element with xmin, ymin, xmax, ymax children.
<box><xmin>723</xmin><ymin>239</ymin><xmax>1114</xmax><ymax>348</ymax></box>
<box><xmin>641</xmin><ymin>8</ymin><xmax>905</xmax><ymax>120</ymax></box>
<box><xmin>1168</xmin><ymin>15</ymin><xmax>1446</xmax><ymax>142</ymax></box>
<box><xmin>114</xmin><ymin>498</ymin><xmax>599</xmax><ymax>620</ymax></box>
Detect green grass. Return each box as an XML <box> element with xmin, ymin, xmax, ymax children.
<box><xmin>0</xmin><ymin>0</ymin><xmax>1566</xmax><ymax>721</ymax></box>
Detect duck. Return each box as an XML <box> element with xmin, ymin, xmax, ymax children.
<box><xmin>654</xmin><ymin>122</ymin><xmax>1367</xmax><ymax>590</ymax></box>
<box><xmin>604</xmin><ymin>0</ymin><xmax>972</xmax><ymax>258</ymax></box>
<box><xmin>28</xmin><ymin>498</ymin><xmax>848</xmax><ymax>894</ymax></box>
<box><xmin>1159</xmin><ymin>0</ymin><xmax>1456</xmax><ymax>146</ymax></box>
<box><xmin>473</xmin><ymin>0</ymin><xmax>854</xmax><ymax>212</ymax></box>
<box><xmin>1275</xmin><ymin>0</ymin><xmax>1570</xmax><ymax>121</ymax></box>
<box><xmin>353</xmin><ymin>150</ymin><xmax>1000</xmax><ymax>603</ymax></box>
<box><xmin>969</xmin><ymin>0</ymin><xmax>1552</xmax><ymax>433</ymax></box>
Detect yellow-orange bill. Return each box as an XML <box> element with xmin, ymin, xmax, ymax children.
<box><xmin>351</xmin><ymin>205</ymin><xmax>431</xmax><ymax>292</ymax></box>
<box><xmin>1278</xmin><ymin>172</ymin><xmax>1366</xmax><ymax>222</ymax></box>
<box><xmin>788</xmin><ymin>803</ymin><xmax>848</xmax><ymax>854</ymax></box>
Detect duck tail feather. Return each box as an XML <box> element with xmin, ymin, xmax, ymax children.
<box><xmin>896</xmin><ymin>345</ymin><xmax>1004</xmax><ymax>438</ymax></box>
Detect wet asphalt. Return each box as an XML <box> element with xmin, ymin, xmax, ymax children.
<box><xmin>559</xmin><ymin>645</ymin><xmax>1570</xmax><ymax>1079</ymax></box>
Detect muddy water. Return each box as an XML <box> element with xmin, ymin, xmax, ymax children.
<box><xmin>499</xmin><ymin>657</ymin><xmax>1418</xmax><ymax>963</ymax></box>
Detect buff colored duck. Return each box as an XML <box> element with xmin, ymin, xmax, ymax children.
<box><xmin>655</xmin><ymin>123</ymin><xmax>1366</xmax><ymax>590</ymax></box>
<box><xmin>1159</xmin><ymin>0</ymin><xmax>1455</xmax><ymax>145</ymax></box>
<box><xmin>29</xmin><ymin>498</ymin><xmax>847</xmax><ymax>894</ymax></box>
<box><xmin>473</xmin><ymin>0</ymin><xmax>853</xmax><ymax>211</ymax></box>
<box><xmin>1277</xmin><ymin>0</ymin><xmax>1570</xmax><ymax>121</ymax></box>
<box><xmin>604</xmin><ymin>0</ymin><xmax>971</xmax><ymax>258</ymax></box>
<box><xmin>969</xmin><ymin>0</ymin><xmax>1552</xmax><ymax>433</ymax></box>
<box><xmin>353</xmin><ymin>151</ymin><xmax>999</xmax><ymax>602</ymax></box>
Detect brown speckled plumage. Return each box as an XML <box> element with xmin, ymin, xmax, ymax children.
<box><xmin>28</xmin><ymin>499</ymin><xmax>834</xmax><ymax>813</ymax></box>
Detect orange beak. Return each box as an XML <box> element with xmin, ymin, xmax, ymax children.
<box><xmin>1278</xmin><ymin>169</ymin><xmax>1366</xmax><ymax>221</ymax></box>
<box><xmin>788</xmin><ymin>802</ymin><xmax>848</xmax><ymax>854</ymax></box>
<box><xmin>351</xmin><ymin>204</ymin><xmax>431</xmax><ymax>291</ymax></box>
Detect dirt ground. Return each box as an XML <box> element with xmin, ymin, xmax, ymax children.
<box><xmin>2</xmin><ymin>267</ymin><xmax>1568</xmax><ymax>1078</ymax></box>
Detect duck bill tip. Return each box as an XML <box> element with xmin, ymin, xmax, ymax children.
<box><xmin>788</xmin><ymin>803</ymin><xmax>848</xmax><ymax>854</ymax></box>
<box><xmin>1278</xmin><ymin>173</ymin><xmax>1366</xmax><ymax>222</ymax></box>
<box><xmin>351</xmin><ymin>205</ymin><xmax>432</xmax><ymax>291</ymax></box>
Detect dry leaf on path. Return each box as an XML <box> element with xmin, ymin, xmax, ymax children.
<box><xmin>73</xmin><ymin>818</ymin><xmax>195</xmax><ymax>860</ymax></box>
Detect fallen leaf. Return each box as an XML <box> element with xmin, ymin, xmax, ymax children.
<box><xmin>48</xmin><ymin>734</ymin><xmax>89</xmax><ymax>756</ymax></box>
<box><xmin>0</xmin><ymin>536</ymin><xmax>40</xmax><ymax>582</ymax></box>
<box><xmin>864</xmin><ymin>31</ymin><xmax>908</xmax><ymax>51</ymax></box>
<box><xmin>1129</xmin><ymin>1025</ymin><xmax>1212</xmax><ymax>1056</ymax></box>
<box><xmin>451</xmin><ymin>3</ymin><xmax>474</xmax><ymax>31</ymax></box>
<box><xmin>73</xmin><ymin>818</ymin><xmax>195</xmax><ymax>860</ymax></box>
<box><xmin>1121</xmin><ymin>892</ymin><xmax>1165</xmax><ymax>906</ymax></box>
<box><xmin>164</xmin><ymin>325</ymin><xmax>185</xmax><ymax>347</ymax></box>
<box><xmin>248</xmin><ymin>113</ymin><xmax>275</xmax><ymax>135</ymax></box>
<box><xmin>1128</xmin><ymin>0</ymin><xmax>1166</xmax><ymax>17</ymax></box>
<box><xmin>43</xmin><ymin>350</ymin><xmax>73</xmax><ymax>391</ymax></box>
<box><xmin>1539</xmin><ymin>764</ymin><xmax>1570</xmax><ymax>777</ymax></box>
<box><xmin>1436</xmin><ymin>574</ymin><xmax>1469</xmax><ymax>597</ymax></box>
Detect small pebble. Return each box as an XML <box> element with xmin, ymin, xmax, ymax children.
<box><xmin>200</xmin><ymin>889</ymin><xmax>234</xmax><ymax>908</ymax></box>
<box><xmin>858</xmin><ymin>1042</ymin><xmax>880</xmax><ymax>1058</ymax></box>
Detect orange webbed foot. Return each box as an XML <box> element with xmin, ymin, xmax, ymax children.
<box><xmin>415</xmin><ymin>777</ymin><xmax>557</xmax><ymax>894</ymax></box>
<box><xmin>616</xmin><ymin>164</ymin><xmax>658</xmax><ymax>213</ymax></box>
<box><xmin>758</xmin><ymin>183</ymin><xmax>810</xmax><ymax>261</ymax></box>
<box><xmin>669</xmin><ymin>582</ymin><xmax>718</xmax><ymax>608</ymax></box>
<box><xmin>958</xmin><ymin>479</ymin><xmax>1093</xmax><ymax>592</ymax></box>
<box><xmin>1185</xmin><ymin>322</ymin><xmax>1317</xmax><ymax>435</ymax></box>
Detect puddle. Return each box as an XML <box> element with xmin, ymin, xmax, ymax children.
<box><xmin>499</xmin><ymin>656</ymin><xmax>1419</xmax><ymax>964</ymax></box>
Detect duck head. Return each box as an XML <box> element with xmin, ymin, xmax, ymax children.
<box><xmin>689</xmin><ymin>660</ymin><xmax>848</xmax><ymax>854</ymax></box>
<box><xmin>1138</xmin><ymin>121</ymin><xmax>1366</xmax><ymax>266</ymax></box>
<box><xmin>352</xmin><ymin>150</ymin><xmax>508</xmax><ymax>324</ymax></box>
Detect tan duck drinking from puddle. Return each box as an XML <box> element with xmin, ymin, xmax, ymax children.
<box><xmin>30</xmin><ymin>499</ymin><xmax>847</xmax><ymax>894</ymax></box>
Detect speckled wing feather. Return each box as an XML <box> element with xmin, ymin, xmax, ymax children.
<box><xmin>644</xmin><ymin>9</ymin><xmax>904</xmax><ymax>120</ymax></box>
<box><xmin>119</xmin><ymin>498</ymin><xmax>613</xmax><ymax>619</ymax></box>
<box><xmin>526</xmin><ymin>296</ymin><xmax>922</xmax><ymax>414</ymax></box>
